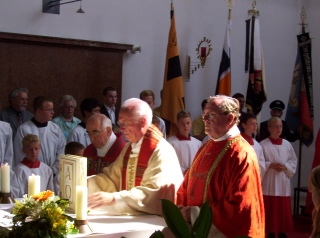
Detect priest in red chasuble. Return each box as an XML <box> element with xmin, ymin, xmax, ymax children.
<box><xmin>177</xmin><ymin>95</ymin><xmax>265</xmax><ymax>238</ymax></box>
<box><xmin>84</xmin><ymin>113</ymin><xmax>126</xmax><ymax>176</ymax></box>
<box><xmin>87</xmin><ymin>98</ymin><xmax>183</xmax><ymax>215</ymax></box>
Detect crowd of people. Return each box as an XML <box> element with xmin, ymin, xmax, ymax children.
<box><xmin>0</xmin><ymin>86</ymin><xmax>314</xmax><ymax>238</ymax></box>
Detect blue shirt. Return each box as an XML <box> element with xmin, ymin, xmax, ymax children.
<box><xmin>52</xmin><ymin>115</ymin><xmax>81</xmax><ymax>140</ymax></box>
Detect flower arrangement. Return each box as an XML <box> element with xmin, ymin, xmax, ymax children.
<box><xmin>9</xmin><ymin>190</ymin><xmax>78</xmax><ymax>238</ymax></box>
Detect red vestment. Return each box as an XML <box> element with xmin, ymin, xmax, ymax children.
<box><xmin>177</xmin><ymin>135</ymin><xmax>265</xmax><ymax>238</ymax></box>
<box><xmin>85</xmin><ymin>133</ymin><xmax>126</xmax><ymax>176</ymax></box>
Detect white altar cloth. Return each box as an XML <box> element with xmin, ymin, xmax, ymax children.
<box><xmin>0</xmin><ymin>205</ymin><xmax>174</xmax><ymax>238</ymax></box>
<box><xmin>69</xmin><ymin>214</ymin><xmax>173</xmax><ymax>238</ymax></box>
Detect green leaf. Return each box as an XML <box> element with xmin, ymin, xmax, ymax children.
<box><xmin>233</xmin><ymin>236</ymin><xmax>252</xmax><ymax>238</ymax></box>
<box><xmin>38</xmin><ymin>228</ymin><xmax>51</xmax><ymax>238</ymax></box>
<box><xmin>12</xmin><ymin>214</ymin><xmax>27</xmax><ymax>223</ymax></box>
<box><xmin>159</xmin><ymin>199</ymin><xmax>192</xmax><ymax>238</ymax></box>
<box><xmin>191</xmin><ymin>200</ymin><xmax>212</xmax><ymax>238</ymax></box>
<box><xmin>62</xmin><ymin>214</ymin><xmax>75</xmax><ymax>221</ymax></box>
<box><xmin>68</xmin><ymin>228</ymin><xmax>79</xmax><ymax>235</ymax></box>
<box><xmin>149</xmin><ymin>230</ymin><xmax>165</xmax><ymax>238</ymax></box>
<box><xmin>0</xmin><ymin>226</ymin><xmax>10</xmax><ymax>238</ymax></box>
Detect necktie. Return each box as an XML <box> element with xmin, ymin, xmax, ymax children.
<box><xmin>18</xmin><ymin>112</ymin><xmax>23</xmax><ymax>125</ymax></box>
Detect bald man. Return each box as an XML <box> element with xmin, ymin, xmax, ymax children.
<box><xmin>84</xmin><ymin>114</ymin><xmax>126</xmax><ymax>176</ymax></box>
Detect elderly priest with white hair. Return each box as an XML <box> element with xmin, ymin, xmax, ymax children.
<box><xmin>87</xmin><ymin>98</ymin><xmax>183</xmax><ymax>215</ymax></box>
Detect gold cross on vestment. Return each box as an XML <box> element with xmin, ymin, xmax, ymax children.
<box><xmin>94</xmin><ymin>158</ymin><xmax>105</xmax><ymax>174</ymax></box>
<box><xmin>127</xmin><ymin>157</ymin><xmax>137</xmax><ymax>191</ymax></box>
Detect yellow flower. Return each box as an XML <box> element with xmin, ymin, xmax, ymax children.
<box><xmin>33</xmin><ymin>190</ymin><xmax>54</xmax><ymax>201</ymax></box>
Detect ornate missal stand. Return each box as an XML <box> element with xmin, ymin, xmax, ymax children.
<box><xmin>75</xmin><ymin>219</ymin><xmax>91</xmax><ymax>233</ymax></box>
<box><xmin>0</xmin><ymin>192</ymin><xmax>15</xmax><ymax>204</ymax></box>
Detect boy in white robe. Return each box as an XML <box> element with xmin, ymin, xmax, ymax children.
<box><xmin>167</xmin><ymin>110</ymin><xmax>201</xmax><ymax>174</ymax></box>
<box><xmin>240</xmin><ymin>112</ymin><xmax>266</xmax><ymax>179</ymax></box>
<box><xmin>0</xmin><ymin>121</ymin><xmax>14</xmax><ymax>166</ymax></box>
<box><xmin>12</xmin><ymin>134</ymin><xmax>54</xmax><ymax>198</ymax></box>
<box><xmin>13</xmin><ymin>96</ymin><xmax>65</xmax><ymax>194</ymax></box>
<box><xmin>260</xmin><ymin>117</ymin><xmax>297</xmax><ymax>238</ymax></box>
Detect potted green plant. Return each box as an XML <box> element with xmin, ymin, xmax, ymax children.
<box><xmin>150</xmin><ymin>199</ymin><xmax>250</xmax><ymax>238</ymax></box>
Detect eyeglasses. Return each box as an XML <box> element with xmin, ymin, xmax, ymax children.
<box><xmin>202</xmin><ymin>112</ymin><xmax>226</xmax><ymax>120</ymax></box>
<box><xmin>269</xmin><ymin>125</ymin><xmax>283</xmax><ymax>129</ymax></box>
<box><xmin>40</xmin><ymin>108</ymin><xmax>54</xmax><ymax>112</ymax></box>
<box><xmin>118</xmin><ymin>120</ymin><xmax>136</xmax><ymax>127</ymax></box>
<box><xmin>86</xmin><ymin>128</ymin><xmax>106</xmax><ymax>137</ymax></box>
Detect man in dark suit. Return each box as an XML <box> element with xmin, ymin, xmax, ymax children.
<box><xmin>0</xmin><ymin>88</ymin><xmax>33</xmax><ymax>138</ymax></box>
<box><xmin>100</xmin><ymin>87</ymin><xmax>119</xmax><ymax>125</ymax></box>
<box><xmin>257</xmin><ymin>100</ymin><xmax>299</xmax><ymax>142</ymax></box>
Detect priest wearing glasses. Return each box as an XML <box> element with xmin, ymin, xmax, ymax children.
<box><xmin>87</xmin><ymin>98</ymin><xmax>183</xmax><ymax>215</ymax></box>
<box><xmin>177</xmin><ymin>95</ymin><xmax>265</xmax><ymax>238</ymax></box>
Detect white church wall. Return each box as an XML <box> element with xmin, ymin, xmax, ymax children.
<box><xmin>0</xmin><ymin>0</ymin><xmax>318</xmax><ymax>194</ymax></box>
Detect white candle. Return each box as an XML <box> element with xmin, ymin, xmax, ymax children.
<box><xmin>1</xmin><ymin>163</ymin><xmax>10</xmax><ymax>193</ymax></box>
<box><xmin>28</xmin><ymin>174</ymin><xmax>40</xmax><ymax>197</ymax></box>
<box><xmin>76</xmin><ymin>186</ymin><xmax>88</xmax><ymax>220</ymax></box>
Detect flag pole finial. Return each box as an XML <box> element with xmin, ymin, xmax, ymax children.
<box><xmin>299</xmin><ymin>7</ymin><xmax>307</xmax><ymax>33</ymax></box>
<box><xmin>248</xmin><ymin>0</ymin><xmax>259</xmax><ymax>18</ymax></box>
<box><xmin>227</xmin><ymin>0</ymin><xmax>234</xmax><ymax>9</ymax></box>
<box><xmin>227</xmin><ymin>0</ymin><xmax>234</xmax><ymax>20</ymax></box>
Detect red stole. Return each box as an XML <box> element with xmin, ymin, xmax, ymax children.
<box><xmin>21</xmin><ymin>158</ymin><xmax>40</xmax><ymax>168</ymax></box>
<box><xmin>175</xmin><ymin>133</ymin><xmax>191</xmax><ymax>141</ymax></box>
<box><xmin>269</xmin><ymin>137</ymin><xmax>283</xmax><ymax>145</ymax></box>
<box><xmin>121</xmin><ymin>124</ymin><xmax>163</xmax><ymax>190</ymax></box>
<box><xmin>85</xmin><ymin>133</ymin><xmax>126</xmax><ymax>176</ymax></box>
<box><xmin>241</xmin><ymin>133</ymin><xmax>254</xmax><ymax>145</ymax></box>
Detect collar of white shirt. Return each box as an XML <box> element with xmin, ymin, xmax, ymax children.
<box><xmin>213</xmin><ymin>124</ymin><xmax>240</xmax><ymax>142</ymax></box>
<box><xmin>105</xmin><ymin>105</ymin><xmax>115</xmax><ymax>112</ymax></box>
<box><xmin>97</xmin><ymin>131</ymin><xmax>117</xmax><ymax>157</ymax></box>
<box><xmin>131</xmin><ymin>136</ymin><xmax>144</xmax><ymax>154</ymax></box>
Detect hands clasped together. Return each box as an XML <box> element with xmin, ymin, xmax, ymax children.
<box><xmin>269</xmin><ymin>162</ymin><xmax>287</xmax><ymax>172</ymax></box>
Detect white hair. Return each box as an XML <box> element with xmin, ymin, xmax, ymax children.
<box><xmin>121</xmin><ymin>98</ymin><xmax>152</xmax><ymax>126</ymax></box>
<box><xmin>87</xmin><ymin>113</ymin><xmax>112</xmax><ymax>129</ymax></box>
<box><xmin>101</xmin><ymin>115</ymin><xmax>112</xmax><ymax>129</ymax></box>
<box><xmin>59</xmin><ymin>95</ymin><xmax>77</xmax><ymax>108</ymax></box>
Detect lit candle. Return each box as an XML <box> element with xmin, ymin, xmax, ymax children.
<box><xmin>76</xmin><ymin>186</ymin><xmax>88</xmax><ymax>220</ymax></box>
<box><xmin>201</xmin><ymin>47</ymin><xmax>207</xmax><ymax>57</ymax></box>
<box><xmin>1</xmin><ymin>163</ymin><xmax>10</xmax><ymax>193</ymax></box>
<box><xmin>28</xmin><ymin>174</ymin><xmax>40</xmax><ymax>197</ymax></box>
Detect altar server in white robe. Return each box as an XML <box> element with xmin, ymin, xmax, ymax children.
<box><xmin>0</xmin><ymin>121</ymin><xmax>14</xmax><ymax>166</ymax></box>
<box><xmin>240</xmin><ymin>113</ymin><xmax>266</xmax><ymax>179</ymax></box>
<box><xmin>87</xmin><ymin>98</ymin><xmax>183</xmax><ymax>216</ymax></box>
<box><xmin>260</xmin><ymin>117</ymin><xmax>297</xmax><ymax>238</ymax></box>
<box><xmin>13</xmin><ymin>96</ymin><xmax>65</xmax><ymax>194</ymax></box>
<box><xmin>167</xmin><ymin>109</ymin><xmax>201</xmax><ymax>174</ymax></box>
<box><xmin>12</xmin><ymin>134</ymin><xmax>54</xmax><ymax>198</ymax></box>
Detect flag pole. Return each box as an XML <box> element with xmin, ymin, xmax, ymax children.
<box><xmin>215</xmin><ymin>0</ymin><xmax>233</xmax><ymax>95</ymax></box>
<box><xmin>297</xmin><ymin>7</ymin><xmax>307</xmax><ymax>189</ymax></box>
